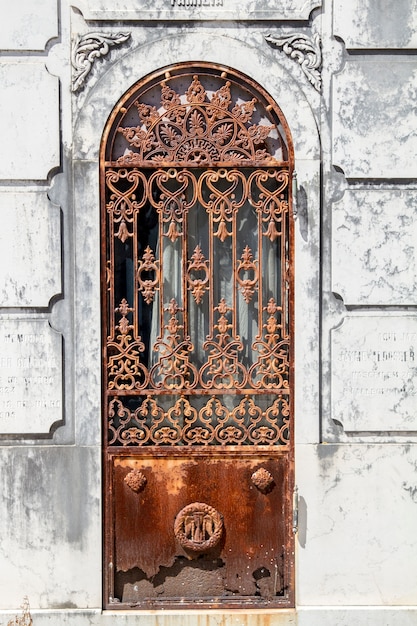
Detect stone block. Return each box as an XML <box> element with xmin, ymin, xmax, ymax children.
<box><xmin>0</xmin><ymin>318</ymin><xmax>63</xmax><ymax>436</ymax></box>
<box><xmin>297</xmin><ymin>443</ymin><xmax>417</xmax><ymax>605</ymax></box>
<box><xmin>0</xmin><ymin>446</ymin><xmax>101</xmax><ymax>609</ymax></box>
<box><xmin>0</xmin><ymin>61</ymin><xmax>60</xmax><ymax>181</ymax></box>
<box><xmin>332</xmin><ymin>60</ymin><xmax>417</xmax><ymax>179</ymax></box>
<box><xmin>0</xmin><ymin>192</ymin><xmax>61</xmax><ymax>307</ymax></box>
<box><xmin>331</xmin><ymin>314</ymin><xmax>417</xmax><ymax>433</ymax></box>
<box><xmin>0</xmin><ymin>0</ymin><xmax>58</xmax><ymax>51</ymax></box>
<box><xmin>332</xmin><ymin>189</ymin><xmax>417</xmax><ymax>305</ymax></box>
<box><xmin>334</xmin><ymin>0</ymin><xmax>417</xmax><ymax>50</ymax></box>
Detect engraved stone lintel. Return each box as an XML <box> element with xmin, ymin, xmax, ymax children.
<box><xmin>69</xmin><ymin>0</ymin><xmax>322</xmax><ymax>22</ymax></box>
<box><xmin>0</xmin><ymin>319</ymin><xmax>63</xmax><ymax>436</ymax></box>
<box><xmin>265</xmin><ymin>32</ymin><xmax>322</xmax><ymax>92</ymax></box>
<box><xmin>71</xmin><ymin>31</ymin><xmax>131</xmax><ymax>92</ymax></box>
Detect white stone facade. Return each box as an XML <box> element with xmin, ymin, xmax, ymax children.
<box><xmin>0</xmin><ymin>1</ymin><xmax>416</xmax><ymax>624</ymax></box>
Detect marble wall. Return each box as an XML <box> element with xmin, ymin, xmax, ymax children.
<box><xmin>0</xmin><ymin>0</ymin><xmax>416</xmax><ymax>623</ymax></box>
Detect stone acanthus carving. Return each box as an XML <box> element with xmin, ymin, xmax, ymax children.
<box><xmin>124</xmin><ymin>468</ymin><xmax>147</xmax><ymax>493</ymax></box>
<box><xmin>71</xmin><ymin>32</ymin><xmax>131</xmax><ymax>92</ymax></box>
<box><xmin>265</xmin><ymin>32</ymin><xmax>322</xmax><ymax>93</ymax></box>
<box><xmin>174</xmin><ymin>502</ymin><xmax>223</xmax><ymax>552</ymax></box>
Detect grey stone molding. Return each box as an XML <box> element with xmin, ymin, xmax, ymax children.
<box><xmin>265</xmin><ymin>32</ymin><xmax>322</xmax><ymax>92</ymax></box>
<box><xmin>71</xmin><ymin>31</ymin><xmax>131</xmax><ymax>92</ymax></box>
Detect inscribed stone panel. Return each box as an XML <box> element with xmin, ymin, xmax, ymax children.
<box><xmin>331</xmin><ymin>315</ymin><xmax>417</xmax><ymax>433</ymax></box>
<box><xmin>0</xmin><ymin>318</ymin><xmax>63</xmax><ymax>435</ymax></box>
<box><xmin>0</xmin><ymin>61</ymin><xmax>59</xmax><ymax>180</ymax></box>
<box><xmin>333</xmin><ymin>0</ymin><xmax>417</xmax><ymax>50</ymax></box>
<box><xmin>73</xmin><ymin>0</ymin><xmax>320</xmax><ymax>20</ymax></box>
<box><xmin>0</xmin><ymin>0</ymin><xmax>58</xmax><ymax>51</ymax></box>
<box><xmin>332</xmin><ymin>189</ymin><xmax>417</xmax><ymax>306</ymax></box>
<box><xmin>332</xmin><ymin>60</ymin><xmax>417</xmax><ymax>179</ymax></box>
<box><xmin>0</xmin><ymin>192</ymin><xmax>61</xmax><ymax>307</ymax></box>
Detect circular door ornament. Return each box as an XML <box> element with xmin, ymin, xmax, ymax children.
<box><xmin>174</xmin><ymin>502</ymin><xmax>223</xmax><ymax>552</ymax></box>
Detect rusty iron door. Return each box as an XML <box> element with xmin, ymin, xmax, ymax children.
<box><xmin>101</xmin><ymin>63</ymin><xmax>295</xmax><ymax>609</ymax></box>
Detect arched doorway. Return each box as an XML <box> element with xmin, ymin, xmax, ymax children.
<box><xmin>100</xmin><ymin>62</ymin><xmax>295</xmax><ymax>608</ymax></box>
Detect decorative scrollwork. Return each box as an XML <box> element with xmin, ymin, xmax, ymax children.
<box><xmin>107</xmin><ymin>299</ymin><xmax>148</xmax><ymax>391</ymax></box>
<box><xmin>236</xmin><ymin>246</ymin><xmax>259</xmax><ymax>303</ymax></box>
<box><xmin>200</xmin><ymin>299</ymin><xmax>247</xmax><ymax>389</ymax></box>
<box><xmin>103</xmin><ymin>66</ymin><xmax>293</xmax><ymax>453</ymax></box>
<box><xmin>250</xmin><ymin>298</ymin><xmax>290</xmax><ymax>390</ymax></box>
<box><xmin>71</xmin><ymin>31</ymin><xmax>131</xmax><ymax>92</ymax></box>
<box><xmin>249</xmin><ymin>169</ymin><xmax>289</xmax><ymax>241</ymax></box>
<box><xmin>265</xmin><ymin>32</ymin><xmax>322</xmax><ymax>93</ymax></box>
<box><xmin>198</xmin><ymin>169</ymin><xmax>246</xmax><ymax>241</ymax></box>
<box><xmin>150</xmin><ymin>299</ymin><xmax>198</xmax><ymax>390</ymax></box>
<box><xmin>108</xmin><ymin>395</ymin><xmax>290</xmax><ymax>447</ymax></box>
<box><xmin>137</xmin><ymin>246</ymin><xmax>160</xmax><ymax>304</ymax></box>
<box><xmin>174</xmin><ymin>503</ymin><xmax>223</xmax><ymax>553</ymax></box>
<box><xmin>115</xmin><ymin>74</ymin><xmax>277</xmax><ymax>166</ymax></box>
<box><xmin>187</xmin><ymin>246</ymin><xmax>210</xmax><ymax>304</ymax></box>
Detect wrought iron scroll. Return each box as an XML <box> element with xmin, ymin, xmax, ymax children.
<box><xmin>108</xmin><ymin>396</ymin><xmax>290</xmax><ymax>447</ymax></box>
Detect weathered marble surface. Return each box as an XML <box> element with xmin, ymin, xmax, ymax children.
<box><xmin>0</xmin><ymin>0</ymin><xmax>58</xmax><ymax>51</ymax></box>
<box><xmin>0</xmin><ymin>318</ymin><xmax>63</xmax><ymax>435</ymax></box>
<box><xmin>297</xmin><ymin>443</ymin><xmax>417</xmax><ymax>605</ymax></box>
<box><xmin>73</xmin><ymin>0</ymin><xmax>321</xmax><ymax>21</ymax></box>
<box><xmin>332</xmin><ymin>189</ymin><xmax>417</xmax><ymax>305</ymax></box>
<box><xmin>0</xmin><ymin>61</ymin><xmax>60</xmax><ymax>180</ymax></box>
<box><xmin>334</xmin><ymin>0</ymin><xmax>417</xmax><ymax>49</ymax></box>
<box><xmin>0</xmin><ymin>446</ymin><xmax>101</xmax><ymax>610</ymax></box>
<box><xmin>331</xmin><ymin>314</ymin><xmax>417</xmax><ymax>433</ymax></box>
<box><xmin>332</xmin><ymin>59</ymin><xmax>417</xmax><ymax>179</ymax></box>
<box><xmin>0</xmin><ymin>192</ymin><xmax>61</xmax><ymax>307</ymax></box>
<box><xmin>73</xmin><ymin>161</ymin><xmax>101</xmax><ymax>447</ymax></box>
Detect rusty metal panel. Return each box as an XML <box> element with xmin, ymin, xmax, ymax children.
<box><xmin>110</xmin><ymin>453</ymin><xmax>293</xmax><ymax>607</ymax></box>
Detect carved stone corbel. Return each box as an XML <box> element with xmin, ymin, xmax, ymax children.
<box><xmin>71</xmin><ymin>31</ymin><xmax>131</xmax><ymax>92</ymax></box>
<box><xmin>265</xmin><ymin>32</ymin><xmax>322</xmax><ymax>93</ymax></box>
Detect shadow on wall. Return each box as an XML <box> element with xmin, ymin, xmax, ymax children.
<box><xmin>298</xmin><ymin>495</ymin><xmax>307</xmax><ymax>549</ymax></box>
<box><xmin>297</xmin><ymin>185</ymin><xmax>309</xmax><ymax>243</ymax></box>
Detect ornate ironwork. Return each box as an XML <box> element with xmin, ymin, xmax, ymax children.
<box><xmin>103</xmin><ymin>67</ymin><xmax>293</xmax><ymax>449</ymax></box>
<box><xmin>110</xmin><ymin>73</ymin><xmax>287</xmax><ymax>166</ymax></box>
<box><xmin>102</xmin><ymin>63</ymin><xmax>295</xmax><ymax>611</ymax></box>
<box><xmin>187</xmin><ymin>245</ymin><xmax>210</xmax><ymax>304</ymax></box>
<box><xmin>108</xmin><ymin>395</ymin><xmax>290</xmax><ymax>447</ymax></box>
